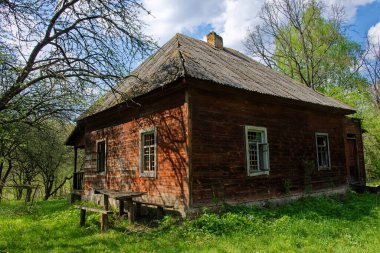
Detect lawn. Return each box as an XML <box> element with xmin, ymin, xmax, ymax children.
<box><xmin>0</xmin><ymin>192</ymin><xmax>379</xmax><ymax>253</ymax></box>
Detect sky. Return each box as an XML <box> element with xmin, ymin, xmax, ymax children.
<box><xmin>141</xmin><ymin>0</ymin><xmax>380</xmax><ymax>53</ymax></box>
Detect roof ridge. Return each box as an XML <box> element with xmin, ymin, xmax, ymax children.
<box><xmin>77</xmin><ymin>32</ymin><xmax>355</xmax><ymax>120</ymax></box>
<box><xmin>175</xmin><ymin>33</ymin><xmax>187</xmax><ymax>77</ymax></box>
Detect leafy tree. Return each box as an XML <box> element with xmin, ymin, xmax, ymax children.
<box><xmin>363</xmin><ymin>40</ymin><xmax>380</xmax><ymax>109</ymax></box>
<box><xmin>244</xmin><ymin>0</ymin><xmax>380</xmax><ymax>179</ymax></box>
<box><xmin>359</xmin><ymin>39</ymin><xmax>380</xmax><ymax>179</ymax></box>
<box><xmin>0</xmin><ymin>0</ymin><xmax>155</xmax><ymax>126</ymax></box>
<box><xmin>0</xmin><ymin>122</ymin><xmax>28</xmax><ymax>200</ymax></box>
<box><xmin>18</xmin><ymin>123</ymin><xmax>73</xmax><ymax>200</ymax></box>
<box><xmin>244</xmin><ymin>0</ymin><xmax>362</xmax><ymax>90</ymax></box>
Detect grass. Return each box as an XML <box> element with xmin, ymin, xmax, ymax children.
<box><xmin>367</xmin><ymin>179</ymin><xmax>380</xmax><ymax>187</ymax></box>
<box><xmin>0</xmin><ymin>192</ymin><xmax>379</xmax><ymax>253</ymax></box>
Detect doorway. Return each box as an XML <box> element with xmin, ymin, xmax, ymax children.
<box><xmin>347</xmin><ymin>134</ymin><xmax>359</xmax><ymax>184</ymax></box>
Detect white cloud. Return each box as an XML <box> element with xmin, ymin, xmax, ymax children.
<box><xmin>142</xmin><ymin>0</ymin><xmax>378</xmax><ymax>52</ymax></box>
<box><xmin>215</xmin><ymin>0</ymin><xmax>263</xmax><ymax>51</ymax></box>
<box><xmin>368</xmin><ymin>22</ymin><xmax>380</xmax><ymax>45</ymax></box>
<box><xmin>324</xmin><ymin>0</ymin><xmax>377</xmax><ymax>21</ymax></box>
<box><xmin>142</xmin><ymin>0</ymin><xmax>224</xmax><ymax>43</ymax></box>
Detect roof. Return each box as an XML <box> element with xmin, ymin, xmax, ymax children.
<box><xmin>79</xmin><ymin>33</ymin><xmax>354</xmax><ymax>120</ymax></box>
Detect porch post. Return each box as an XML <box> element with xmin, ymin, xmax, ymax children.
<box><xmin>74</xmin><ymin>147</ymin><xmax>78</xmax><ymax>173</ymax></box>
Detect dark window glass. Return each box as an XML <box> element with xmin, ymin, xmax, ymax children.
<box><xmin>97</xmin><ymin>141</ymin><xmax>106</xmax><ymax>172</ymax></box>
<box><xmin>316</xmin><ymin>134</ymin><xmax>330</xmax><ymax>169</ymax></box>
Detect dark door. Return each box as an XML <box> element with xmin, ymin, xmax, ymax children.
<box><xmin>347</xmin><ymin>136</ymin><xmax>359</xmax><ymax>183</ymax></box>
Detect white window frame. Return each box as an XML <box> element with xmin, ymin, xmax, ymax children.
<box><xmin>139</xmin><ymin>127</ymin><xmax>157</xmax><ymax>178</ymax></box>
<box><xmin>315</xmin><ymin>133</ymin><xmax>331</xmax><ymax>170</ymax></box>
<box><xmin>96</xmin><ymin>139</ymin><xmax>107</xmax><ymax>174</ymax></box>
<box><xmin>245</xmin><ymin>126</ymin><xmax>270</xmax><ymax>176</ymax></box>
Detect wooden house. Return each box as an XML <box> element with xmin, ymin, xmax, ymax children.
<box><xmin>66</xmin><ymin>32</ymin><xmax>365</xmax><ymax>216</ymax></box>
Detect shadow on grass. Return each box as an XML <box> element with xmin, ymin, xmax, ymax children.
<box><xmin>223</xmin><ymin>191</ymin><xmax>380</xmax><ymax>222</ymax></box>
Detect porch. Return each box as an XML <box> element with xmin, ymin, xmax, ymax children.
<box><xmin>70</xmin><ymin>145</ymin><xmax>85</xmax><ymax>203</ymax></box>
<box><xmin>65</xmin><ymin>125</ymin><xmax>85</xmax><ymax>198</ymax></box>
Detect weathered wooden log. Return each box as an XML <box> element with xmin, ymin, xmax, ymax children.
<box><xmin>80</xmin><ymin>209</ymin><xmax>86</xmax><ymax>227</ymax></box>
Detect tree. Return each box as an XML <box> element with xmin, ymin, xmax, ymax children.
<box><xmin>244</xmin><ymin>0</ymin><xmax>362</xmax><ymax>90</ymax></box>
<box><xmin>0</xmin><ymin>0</ymin><xmax>155</xmax><ymax>126</ymax></box>
<box><xmin>10</xmin><ymin>122</ymin><xmax>74</xmax><ymax>200</ymax></box>
<box><xmin>244</xmin><ymin>0</ymin><xmax>380</xmax><ymax>180</ymax></box>
<box><xmin>361</xmin><ymin>39</ymin><xmax>380</xmax><ymax>179</ymax></box>
<box><xmin>0</xmin><ymin>121</ymin><xmax>27</xmax><ymax>201</ymax></box>
<box><xmin>363</xmin><ymin>40</ymin><xmax>380</xmax><ymax>109</ymax></box>
<box><xmin>11</xmin><ymin>141</ymin><xmax>40</xmax><ymax>201</ymax></box>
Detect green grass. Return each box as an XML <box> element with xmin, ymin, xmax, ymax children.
<box><xmin>367</xmin><ymin>179</ymin><xmax>380</xmax><ymax>187</ymax></box>
<box><xmin>0</xmin><ymin>192</ymin><xmax>379</xmax><ymax>253</ymax></box>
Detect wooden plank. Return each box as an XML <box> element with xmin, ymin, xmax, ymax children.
<box><xmin>114</xmin><ymin>192</ymin><xmax>146</xmax><ymax>199</ymax></box>
<box><xmin>80</xmin><ymin>209</ymin><xmax>86</xmax><ymax>227</ymax></box>
<box><xmin>119</xmin><ymin>200</ymin><xmax>124</xmax><ymax>217</ymax></box>
<box><xmin>103</xmin><ymin>195</ymin><xmax>109</xmax><ymax>211</ymax></box>
<box><xmin>136</xmin><ymin>202</ymin><xmax>142</xmax><ymax>218</ymax></box>
<box><xmin>74</xmin><ymin>205</ymin><xmax>112</xmax><ymax>214</ymax></box>
<box><xmin>126</xmin><ymin>198</ymin><xmax>134</xmax><ymax>225</ymax></box>
<box><xmin>100</xmin><ymin>213</ymin><xmax>108</xmax><ymax>232</ymax></box>
<box><xmin>94</xmin><ymin>189</ymin><xmax>146</xmax><ymax>198</ymax></box>
<box><xmin>133</xmin><ymin>200</ymin><xmax>174</xmax><ymax>208</ymax></box>
<box><xmin>157</xmin><ymin>206</ymin><xmax>164</xmax><ymax>219</ymax></box>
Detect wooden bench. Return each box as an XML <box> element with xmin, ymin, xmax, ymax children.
<box><xmin>75</xmin><ymin>206</ymin><xmax>113</xmax><ymax>232</ymax></box>
<box><xmin>94</xmin><ymin>189</ymin><xmax>146</xmax><ymax>225</ymax></box>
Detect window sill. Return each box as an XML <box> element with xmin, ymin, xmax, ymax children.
<box><xmin>139</xmin><ymin>173</ymin><xmax>156</xmax><ymax>178</ymax></box>
<box><xmin>96</xmin><ymin>171</ymin><xmax>106</xmax><ymax>175</ymax></box>
<box><xmin>248</xmin><ymin>171</ymin><xmax>269</xmax><ymax>177</ymax></box>
<box><xmin>318</xmin><ymin>167</ymin><xmax>331</xmax><ymax>171</ymax></box>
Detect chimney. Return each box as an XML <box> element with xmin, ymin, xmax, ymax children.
<box><xmin>207</xmin><ymin>32</ymin><xmax>223</xmax><ymax>49</ymax></box>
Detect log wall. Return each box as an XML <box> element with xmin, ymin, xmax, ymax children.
<box><xmin>189</xmin><ymin>84</ymin><xmax>350</xmax><ymax>206</ymax></box>
<box><xmin>82</xmin><ymin>89</ymin><xmax>190</xmax><ymax>214</ymax></box>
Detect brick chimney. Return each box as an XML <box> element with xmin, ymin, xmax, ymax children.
<box><xmin>207</xmin><ymin>32</ymin><xmax>223</xmax><ymax>49</ymax></box>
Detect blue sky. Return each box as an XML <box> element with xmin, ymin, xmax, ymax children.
<box><xmin>348</xmin><ymin>1</ymin><xmax>380</xmax><ymax>44</ymax></box>
<box><xmin>141</xmin><ymin>0</ymin><xmax>380</xmax><ymax>52</ymax></box>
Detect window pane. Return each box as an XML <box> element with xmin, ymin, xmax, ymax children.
<box><xmin>317</xmin><ymin>136</ymin><xmax>326</xmax><ymax>146</ymax></box>
<box><xmin>316</xmin><ymin>134</ymin><xmax>330</xmax><ymax>169</ymax></box>
<box><xmin>141</xmin><ymin>131</ymin><xmax>156</xmax><ymax>174</ymax></box>
<box><xmin>258</xmin><ymin>143</ymin><xmax>267</xmax><ymax>171</ymax></box>
<box><xmin>144</xmin><ymin>133</ymin><xmax>154</xmax><ymax>146</ymax></box>
<box><xmin>248</xmin><ymin>131</ymin><xmax>262</xmax><ymax>142</ymax></box>
<box><xmin>248</xmin><ymin>140</ymin><xmax>258</xmax><ymax>171</ymax></box>
<box><xmin>246</xmin><ymin>128</ymin><xmax>269</xmax><ymax>174</ymax></box>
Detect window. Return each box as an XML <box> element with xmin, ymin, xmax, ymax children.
<box><xmin>96</xmin><ymin>140</ymin><xmax>106</xmax><ymax>173</ymax></box>
<box><xmin>316</xmin><ymin>133</ymin><xmax>331</xmax><ymax>170</ymax></box>
<box><xmin>245</xmin><ymin>126</ymin><xmax>269</xmax><ymax>176</ymax></box>
<box><xmin>140</xmin><ymin>129</ymin><xmax>157</xmax><ymax>177</ymax></box>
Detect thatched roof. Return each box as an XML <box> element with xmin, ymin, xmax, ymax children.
<box><xmin>79</xmin><ymin>33</ymin><xmax>354</xmax><ymax>120</ymax></box>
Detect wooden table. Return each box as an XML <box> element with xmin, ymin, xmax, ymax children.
<box><xmin>94</xmin><ymin>189</ymin><xmax>145</xmax><ymax>225</ymax></box>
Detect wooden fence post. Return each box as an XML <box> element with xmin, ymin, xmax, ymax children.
<box><xmin>100</xmin><ymin>213</ymin><xmax>108</xmax><ymax>232</ymax></box>
<box><xmin>80</xmin><ymin>209</ymin><xmax>86</xmax><ymax>227</ymax></box>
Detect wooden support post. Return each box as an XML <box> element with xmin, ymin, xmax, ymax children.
<box><xmin>80</xmin><ymin>208</ymin><xmax>86</xmax><ymax>227</ymax></box>
<box><xmin>136</xmin><ymin>202</ymin><xmax>142</xmax><ymax>218</ymax></box>
<box><xmin>119</xmin><ymin>200</ymin><xmax>124</xmax><ymax>217</ymax></box>
<box><xmin>126</xmin><ymin>198</ymin><xmax>134</xmax><ymax>225</ymax></box>
<box><xmin>100</xmin><ymin>213</ymin><xmax>108</xmax><ymax>232</ymax></box>
<box><xmin>103</xmin><ymin>195</ymin><xmax>109</xmax><ymax>211</ymax></box>
<box><xmin>74</xmin><ymin>147</ymin><xmax>78</xmax><ymax>173</ymax></box>
<box><xmin>157</xmin><ymin>206</ymin><xmax>164</xmax><ymax>219</ymax></box>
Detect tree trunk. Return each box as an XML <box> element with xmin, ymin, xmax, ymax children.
<box><xmin>44</xmin><ymin>175</ymin><xmax>72</xmax><ymax>200</ymax></box>
<box><xmin>44</xmin><ymin>180</ymin><xmax>53</xmax><ymax>200</ymax></box>
<box><xmin>0</xmin><ymin>160</ymin><xmax>12</xmax><ymax>202</ymax></box>
<box><xmin>16</xmin><ymin>188</ymin><xmax>23</xmax><ymax>200</ymax></box>
<box><xmin>25</xmin><ymin>188</ymin><xmax>32</xmax><ymax>202</ymax></box>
